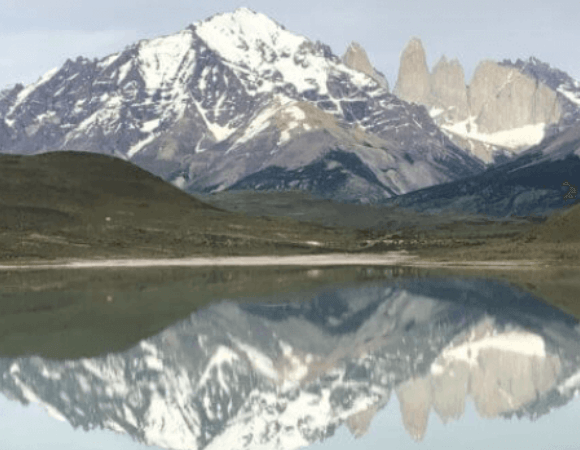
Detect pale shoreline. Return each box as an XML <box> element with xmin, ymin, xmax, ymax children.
<box><xmin>0</xmin><ymin>252</ymin><xmax>546</xmax><ymax>271</ymax></box>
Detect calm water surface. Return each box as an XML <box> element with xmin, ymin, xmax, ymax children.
<box><xmin>1</xmin><ymin>266</ymin><xmax>579</xmax><ymax>450</ymax></box>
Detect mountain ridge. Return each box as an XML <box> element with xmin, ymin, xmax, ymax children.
<box><xmin>381</xmin><ymin>124</ymin><xmax>580</xmax><ymax>217</ymax></box>
<box><xmin>0</xmin><ymin>9</ymin><xmax>484</xmax><ymax>204</ymax></box>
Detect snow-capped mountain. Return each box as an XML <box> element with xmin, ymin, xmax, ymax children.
<box><xmin>0</xmin><ymin>8</ymin><xmax>484</xmax><ymax>203</ymax></box>
<box><xmin>2</xmin><ymin>278</ymin><xmax>580</xmax><ymax>449</ymax></box>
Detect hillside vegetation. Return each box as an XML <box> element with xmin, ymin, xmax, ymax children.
<box><xmin>0</xmin><ymin>151</ymin><xmax>578</xmax><ymax>268</ymax></box>
<box><xmin>0</xmin><ymin>152</ymin><xmax>362</xmax><ymax>261</ymax></box>
<box><xmin>532</xmin><ymin>203</ymin><xmax>580</xmax><ymax>243</ymax></box>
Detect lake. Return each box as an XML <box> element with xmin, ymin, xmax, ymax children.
<box><xmin>1</xmin><ymin>265</ymin><xmax>579</xmax><ymax>450</ymax></box>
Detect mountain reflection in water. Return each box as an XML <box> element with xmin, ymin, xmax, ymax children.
<box><xmin>1</xmin><ymin>274</ymin><xmax>580</xmax><ymax>450</ymax></box>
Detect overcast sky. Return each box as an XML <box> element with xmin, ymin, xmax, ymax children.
<box><xmin>1</xmin><ymin>0</ymin><xmax>579</xmax><ymax>90</ymax></box>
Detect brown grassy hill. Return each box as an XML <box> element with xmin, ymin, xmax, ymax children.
<box><xmin>0</xmin><ymin>151</ymin><xmax>216</xmax><ymax>230</ymax></box>
<box><xmin>531</xmin><ymin>203</ymin><xmax>580</xmax><ymax>243</ymax></box>
<box><xmin>0</xmin><ymin>151</ymin><xmax>361</xmax><ymax>261</ymax></box>
<box><xmin>413</xmin><ymin>202</ymin><xmax>580</xmax><ymax>267</ymax></box>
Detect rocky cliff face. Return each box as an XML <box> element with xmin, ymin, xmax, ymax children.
<box><xmin>393</xmin><ymin>38</ymin><xmax>580</xmax><ymax>164</ymax></box>
<box><xmin>430</xmin><ymin>56</ymin><xmax>469</xmax><ymax>122</ymax></box>
<box><xmin>393</xmin><ymin>38</ymin><xmax>431</xmax><ymax>104</ymax></box>
<box><xmin>342</xmin><ymin>42</ymin><xmax>389</xmax><ymax>91</ymax></box>
<box><xmin>500</xmin><ymin>57</ymin><xmax>580</xmax><ymax>135</ymax></box>
<box><xmin>469</xmin><ymin>60</ymin><xmax>561</xmax><ymax>133</ymax></box>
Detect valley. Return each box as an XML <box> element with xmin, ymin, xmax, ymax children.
<box><xmin>0</xmin><ymin>151</ymin><xmax>578</xmax><ymax>271</ymax></box>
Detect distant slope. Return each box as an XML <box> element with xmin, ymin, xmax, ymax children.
<box><xmin>0</xmin><ymin>152</ymin><xmax>361</xmax><ymax>260</ymax></box>
<box><xmin>0</xmin><ymin>151</ymin><xmax>216</xmax><ymax>233</ymax></box>
<box><xmin>0</xmin><ymin>151</ymin><xmax>214</xmax><ymax>212</ymax></box>
<box><xmin>381</xmin><ymin>125</ymin><xmax>580</xmax><ymax>217</ymax></box>
<box><xmin>531</xmin><ymin>203</ymin><xmax>580</xmax><ymax>243</ymax></box>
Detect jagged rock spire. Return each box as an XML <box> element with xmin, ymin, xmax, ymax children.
<box><xmin>430</xmin><ymin>55</ymin><xmax>469</xmax><ymax>121</ymax></box>
<box><xmin>343</xmin><ymin>41</ymin><xmax>389</xmax><ymax>91</ymax></box>
<box><xmin>393</xmin><ymin>37</ymin><xmax>430</xmax><ymax>103</ymax></box>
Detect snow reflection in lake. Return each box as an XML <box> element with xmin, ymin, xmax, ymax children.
<box><xmin>1</xmin><ymin>269</ymin><xmax>580</xmax><ymax>450</ymax></box>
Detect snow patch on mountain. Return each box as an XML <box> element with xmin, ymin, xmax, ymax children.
<box><xmin>117</xmin><ymin>61</ymin><xmax>133</xmax><ymax>83</ymax></box>
<box><xmin>79</xmin><ymin>358</ymin><xmax>131</xmax><ymax>397</ymax></box>
<box><xmin>5</xmin><ymin>66</ymin><xmax>59</xmax><ymax>127</ymax></box>
<box><xmin>11</xmin><ymin>371</ymin><xmax>67</xmax><ymax>423</ymax></box>
<box><xmin>277</xmin><ymin>103</ymin><xmax>311</xmax><ymax>145</ymax></box>
<box><xmin>145</xmin><ymin>390</ymin><xmax>199</xmax><ymax>450</ymax></box>
<box><xmin>66</xmin><ymin>95</ymin><xmax>124</xmax><ymax>136</ymax></box>
<box><xmin>139</xmin><ymin>340</ymin><xmax>166</xmax><ymax>371</ymax></box>
<box><xmin>99</xmin><ymin>52</ymin><xmax>121</xmax><ymax>69</ymax></box>
<box><xmin>198</xmin><ymin>345</ymin><xmax>241</xmax><ymax>391</ymax></box>
<box><xmin>282</xmin><ymin>105</ymin><xmax>306</xmax><ymax>122</ymax></box>
<box><xmin>231</xmin><ymin>96</ymin><xmax>302</xmax><ymax>148</ymax></box>
<box><xmin>141</xmin><ymin>117</ymin><xmax>161</xmax><ymax>133</ymax></box>
<box><xmin>196</xmin><ymin>8</ymin><xmax>305</xmax><ymax>70</ymax></box>
<box><xmin>442</xmin><ymin>118</ymin><xmax>546</xmax><ymax>150</ymax></box>
<box><xmin>192</xmin><ymin>98</ymin><xmax>236</xmax><ymax>142</ymax></box>
<box><xmin>278</xmin><ymin>341</ymin><xmax>310</xmax><ymax>389</ymax></box>
<box><xmin>40</xmin><ymin>366</ymin><xmax>63</xmax><ymax>381</ymax></box>
<box><xmin>194</xmin><ymin>8</ymin><xmax>375</xmax><ymax>96</ymax></box>
<box><xmin>429</xmin><ymin>107</ymin><xmax>444</xmax><ymax>118</ymax></box>
<box><xmin>558</xmin><ymin>369</ymin><xmax>580</xmax><ymax>395</ymax></box>
<box><xmin>128</xmin><ymin>134</ymin><xmax>156</xmax><ymax>157</ymax></box>
<box><xmin>558</xmin><ymin>85</ymin><xmax>580</xmax><ymax>107</ymax></box>
<box><xmin>234</xmin><ymin>105</ymin><xmax>277</xmax><ymax>146</ymax></box>
<box><xmin>234</xmin><ymin>339</ymin><xmax>279</xmax><ymax>380</ymax></box>
<box><xmin>137</xmin><ymin>31</ymin><xmax>195</xmax><ymax>91</ymax></box>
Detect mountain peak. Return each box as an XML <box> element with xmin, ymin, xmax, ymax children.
<box><xmin>433</xmin><ymin>55</ymin><xmax>462</xmax><ymax>69</ymax></box>
<box><xmin>194</xmin><ymin>8</ymin><xmax>308</xmax><ymax>69</ymax></box>
<box><xmin>233</xmin><ymin>6</ymin><xmax>257</xmax><ymax>14</ymax></box>
<box><xmin>342</xmin><ymin>41</ymin><xmax>389</xmax><ymax>91</ymax></box>
<box><xmin>405</xmin><ymin>37</ymin><xmax>425</xmax><ymax>52</ymax></box>
<box><xmin>346</xmin><ymin>41</ymin><xmax>364</xmax><ymax>52</ymax></box>
<box><xmin>199</xmin><ymin>7</ymin><xmax>265</xmax><ymax>25</ymax></box>
<box><xmin>343</xmin><ymin>41</ymin><xmax>367</xmax><ymax>61</ymax></box>
<box><xmin>195</xmin><ymin>7</ymin><xmax>290</xmax><ymax>42</ymax></box>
